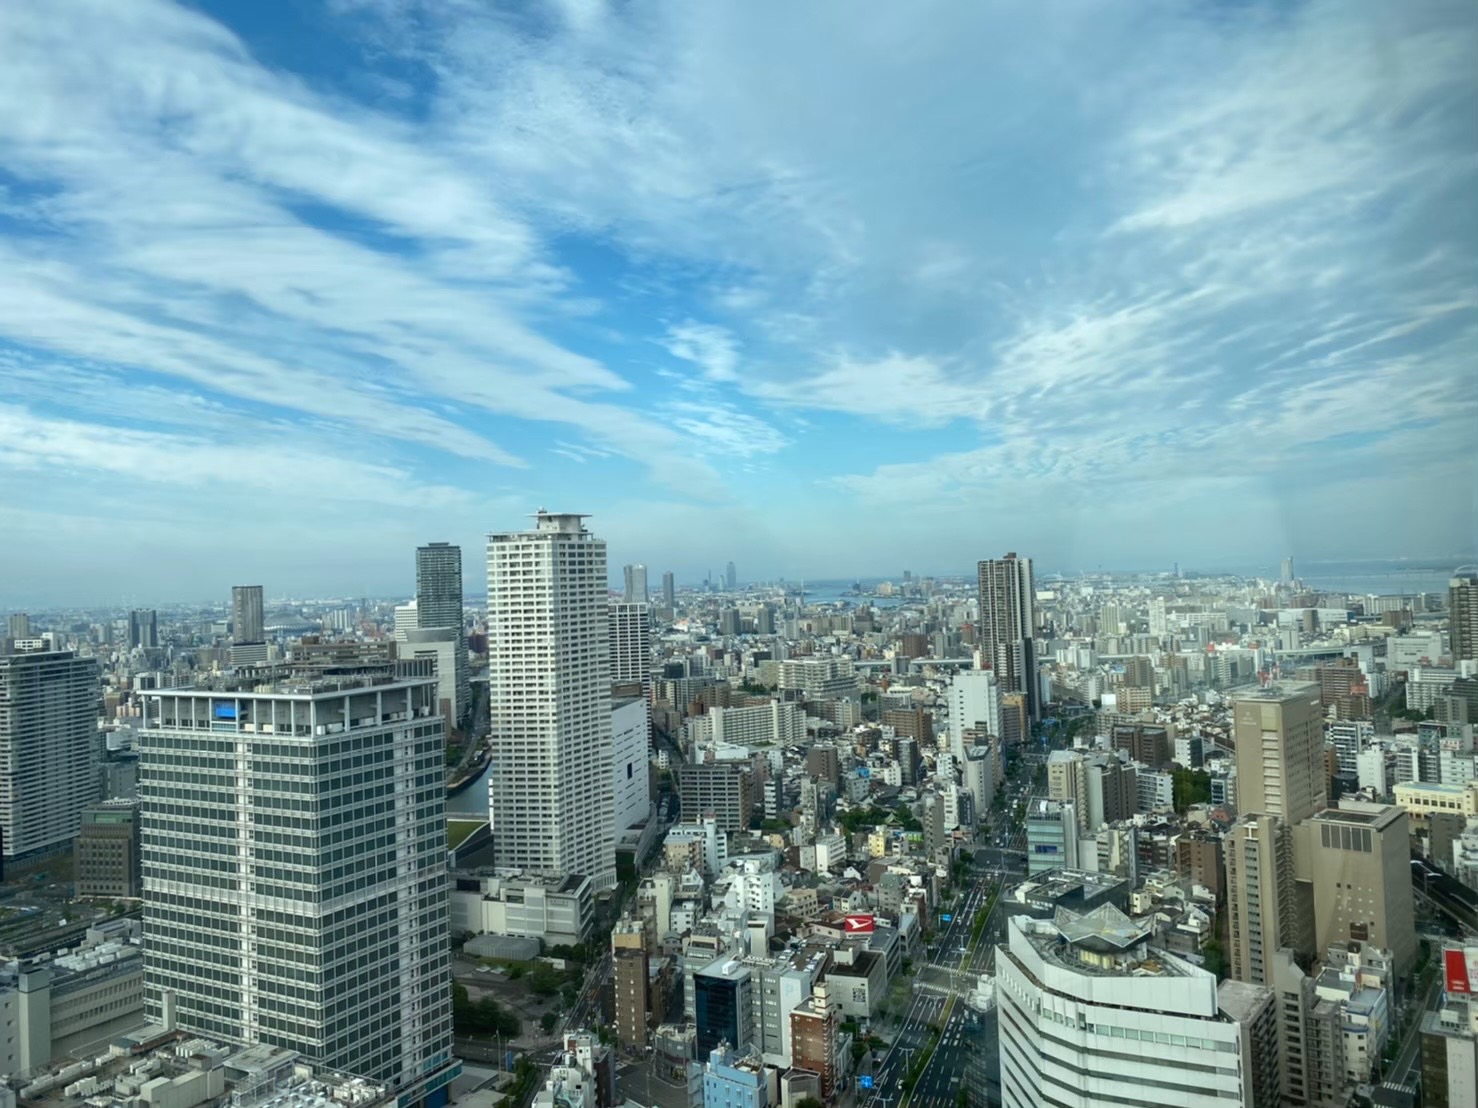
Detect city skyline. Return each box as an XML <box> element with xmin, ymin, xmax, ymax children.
<box><xmin>3</xmin><ymin>552</ymin><xmax>1475</xmax><ymax>612</ymax></box>
<box><xmin>1</xmin><ymin>1</ymin><xmax>1474</xmax><ymax>603</ymax></box>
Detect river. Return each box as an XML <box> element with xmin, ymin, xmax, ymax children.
<box><xmin>446</xmin><ymin>759</ymin><xmax>493</xmax><ymax>816</ymax></box>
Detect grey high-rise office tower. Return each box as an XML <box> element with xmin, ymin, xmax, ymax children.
<box><xmin>416</xmin><ymin>542</ymin><xmax>469</xmax><ymax>723</ymax></box>
<box><xmin>662</xmin><ymin>571</ymin><xmax>676</xmax><ymax>611</ymax></box>
<box><xmin>488</xmin><ymin>513</ymin><xmax>616</xmax><ymax>889</ymax></box>
<box><xmin>7</xmin><ymin>613</ymin><xmax>30</xmax><ymax>639</ymax></box>
<box><xmin>231</xmin><ymin>585</ymin><xmax>264</xmax><ymax>643</ymax></box>
<box><xmin>128</xmin><ymin>609</ymin><xmax>158</xmax><ymax>650</ymax></box>
<box><xmin>0</xmin><ymin>648</ymin><xmax>100</xmax><ymax>862</ymax></box>
<box><xmin>137</xmin><ymin>667</ymin><xmax>457</xmax><ymax>1104</ymax></box>
<box><xmin>416</xmin><ymin>542</ymin><xmax>463</xmax><ymax>630</ymax></box>
<box><xmin>1451</xmin><ymin>569</ymin><xmax>1478</xmax><ymax>663</ymax></box>
<box><xmin>1280</xmin><ymin>556</ymin><xmax>1295</xmax><ymax>586</ymax></box>
<box><xmin>977</xmin><ymin>553</ymin><xmax>1039</xmax><ymax>722</ymax></box>
<box><xmin>725</xmin><ymin>561</ymin><xmax>737</xmax><ymax>591</ymax></box>
<box><xmin>623</xmin><ymin>563</ymin><xmax>649</xmax><ymax>604</ymax></box>
<box><xmin>610</xmin><ymin>603</ymin><xmax>652</xmax><ymax>689</ymax></box>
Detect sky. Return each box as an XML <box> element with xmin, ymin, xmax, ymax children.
<box><xmin>1</xmin><ymin>0</ymin><xmax>1475</xmax><ymax>606</ymax></box>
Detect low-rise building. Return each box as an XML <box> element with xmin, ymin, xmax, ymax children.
<box><xmin>0</xmin><ymin>927</ymin><xmax>144</xmax><ymax>1075</ymax></box>
<box><xmin>1395</xmin><ymin>780</ymin><xmax>1478</xmax><ymax>827</ymax></box>
<box><xmin>702</xmin><ymin>1044</ymin><xmax>767</xmax><ymax>1108</ymax></box>
<box><xmin>823</xmin><ymin>946</ymin><xmax>887</xmax><ymax>1021</ymax></box>
<box><xmin>5</xmin><ymin>1033</ymin><xmax>391</xmax><ymax>1108</ymax></box>
<box><xmin>450</xmin><ymin>872</ymin><xmax>594</xmax><ymax>947</ymax></box>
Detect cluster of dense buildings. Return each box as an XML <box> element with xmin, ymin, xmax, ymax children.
<box><xmin>5</xmin><ymin>547</ymin><xmax>1478</xmax><ymax>1108</ymax></box>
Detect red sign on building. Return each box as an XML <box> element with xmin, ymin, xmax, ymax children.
<box><xmin>843</xmin><ymin>914</ymin><xmax>875</xmax><ymax>935</ymax></box>
<box><xmin>1445</xmin><ymin>948</ymin><xmax>1471</xmax><ymax>994</ymax></box>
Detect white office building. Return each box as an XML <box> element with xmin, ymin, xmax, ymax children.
<box><xmin>0</xmin><ymin>648</ymin><xmax>100</xmax><ymax>862</ymax></box>
<box><xmin>947</xmin><ymin>669</ymin><xmax>1002</xmax><ymax>760</ymax></box>
<box><xmin>998</xmin><ymin>909</ymin><xmax>1271</xmax><ymax>1108</ymax></box>
<box><xmin>401</xmin><ymin>626</ymin><xmax>462</xmax><ymax>728</ymax></box>
<box><xmin>686</xmin><ymin>701</ymin><xmax>805</xmax><ymax>749</ymax></box>
<box><xmin>1357</xmin><ymin>748</ymin><xmax>1388</xmax><ymax>797</ymax></box>
<box><xmin>714</xmin><ymin>856</ymin><xmax>783</xmax><ymax>919</ymax></box>
<box><xmin>487</xmin><ymin>511</ymin><xmax>616</xmax><ymax>890</ymax></box>
<box><xmin>778</xmin><ymin>657</ymin><xmax>859</xmax><ymax>700</ymax></box>
<box><xmin>612</xmin><ymin>697</ymin><xmax>651</xmax><ymax>833</ymax></box>
<box><xmin>963</xmin><ymin>744</ymin><xmax>997</xmax><ymax>814</ymax></box>
<box><xmin>393</xmin><ymin>600</ymin><xmax>418</xmax><ymax>642</ymax></box>
<box><xmin>623</xmin><ymin>564</ymin><xmax>649</xmax><ymax>604</ymax></box>
<box><xmin>136</xmin><ymin>668</ymin><xmax>457</xmax><ymax>1105</ymax></box>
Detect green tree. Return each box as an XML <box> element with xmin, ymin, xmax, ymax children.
<box><xmin>529</xmin><ymin>963</ymin><xmax>561</xmax><ymax>996</ymax></box>
<box><xmin>1171</xmin><ymin>768</ymin><xmax>1212</xmax><ymax>813</ymax></box>
<box><xmin>452</xmin><ymin>982</ymin><xmax>521</xmax><ymax>1037</ymax></box>
<box><xmin>540</xmin><ymin>1011</ymin><xmax>559</xmax><ymax>1034</ymax></box>
<box><xmin>796</xmin><ymin>1098</ymin><xmax>824</xmax><ymax>1108</ymax></box>
<box><xmin>1202</xmin><ymin>938</ymin><xmax>1228</xmax><ymax>980</ymax></box>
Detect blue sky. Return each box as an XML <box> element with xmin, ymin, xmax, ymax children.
<box><xmin>1</xmin><ymin>0</ymin><xmax>1475</xmax><ymax>605</ymax></box>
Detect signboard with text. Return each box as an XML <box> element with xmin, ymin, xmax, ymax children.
<box><xmin>1445</xmin><ymin>948</ymin><xmax>1478</xmax><ymax>995</ymax></box>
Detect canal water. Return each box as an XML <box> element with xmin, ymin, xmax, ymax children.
<box><xmin>446</xmin><ymin>758</ymin><xmax>493</xmax><ymax>816</ymax></box>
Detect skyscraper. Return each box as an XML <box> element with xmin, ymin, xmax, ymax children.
<box><xmin>416</xmin><ymin>542</ymin><xmax>469</xmax><ymax>724</ymax></box>
<box><xmin>1225</xmin><ymin>813</ymin><xmax>1300</xmax><ymax>985</ymax></box>
<box><xmin>0</xmin><ymin>648</ymin><xmax>100</xmax><ymax>862</ymax></box>
<box><xmin>7</xmin><ymin>613</ymin><xmax>30</xmax><ymax>639</ymax></box>
<box><xmin>415</xmin><ymin>542</ymin><xmax>464</xmax><ymax>629</ymax></box>
<box><xmin>231</xmin><ymin>584</ymin><xmax>264</xmax><ymax>643</ymax></box>
<box><xmin>1451</xmin><ymin>568</ymin><xmax>1478</xmax><ymax>663</ymax></box>
<box><xmin>977</xmin><ymin>553</ymin><xmax>1039</xmax><ymax>721</ymax></box>
<box><xmin>725</xmin><ymin>561</ymin><xmax>737</xmax><ymax>591</ymax></box>
<box><xmin>1231</xmin><ymin>683</ymin><xmax>1325</xmax><ymax>824</ymax></box>
<box><xmin>662</xmin><ymin>571</ymin><xmax>676</xmax><ymax>611</ymax></box>
<box><xmin>1281</xmin><ymin>556</ymin><xmax>1296</xmax><ymax>586</ymax></box>
<box><xmin>136</xmin><ymin>666</ymin><xmax>457</xmax><ymax>1104</ymax></box>
<box><xmin>128</xmin><ymin>608</ymin><xmax>158</xmax><ymax>650</ymax></box>
<box><xmin>487</xmin><ymin>512</ymin><xmax>616</xmax><ymax>889</ymax></box>
<box><xmin>623</xmin><ymin>563</ymin><xmax>649</xmax><ymax>604</ymax></box>
<box><xmin>609</xmin><ymin>602</ymin><xmax>652</xmax><ymax>689</ymax></box>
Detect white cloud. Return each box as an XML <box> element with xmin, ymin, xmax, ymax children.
<box><xmin>661</xmin><ymin>400</ymin><xmax>788</xmax><ymax>459</ymax></box>
<box><xmin>0</xmin><ymin>0</ymin><xmax>1473</xmax><ymax>599</ymax></box>
<box><xmin>0</xmin><ymin>0</ymin><xmax>728</xmax><ymax>494</ymax></box>
<box><xmin>0</xmin><ymin>403</ymin><xmax>475</xmax><ymax>511</ymax></box>
<box><xmin>662</xmin><ymin>321</ymin><xmax>740</xmax><ymax>382</ymax></box>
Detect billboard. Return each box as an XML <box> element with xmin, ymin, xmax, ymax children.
<box><xmin>844</xmin><ymin>914</ymin><xmax>876</xmax><ymax>935</ymax></box>
<box><xmin>1444</xmin><ymin>948</ymin><xmax>1478</xmax><ymax>995</ymax></box>
<box><xmin>212</xmin><ymin>701</ymin><xmax>237</xmax><ymax>721</ymax></box>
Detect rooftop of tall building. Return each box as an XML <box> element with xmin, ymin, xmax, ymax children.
<box><xmin>145</xmin><ymin>660</ymin><xmax>434</xmax><ymax>699</ymax></box>
<box><xmin>1014</xmin><ymin>906</ymin><xmax>1201</xmax><ymax>980</ymax></box>
<box><xmin>1228</xmin><ymin>681</ymin><xmax>1320</xmax><ymax>703</ymax></box>
<box><xmin>1306</xmin><ymin>800</ymin><xmax>1404</xmax><ymax>830</ymax></box>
